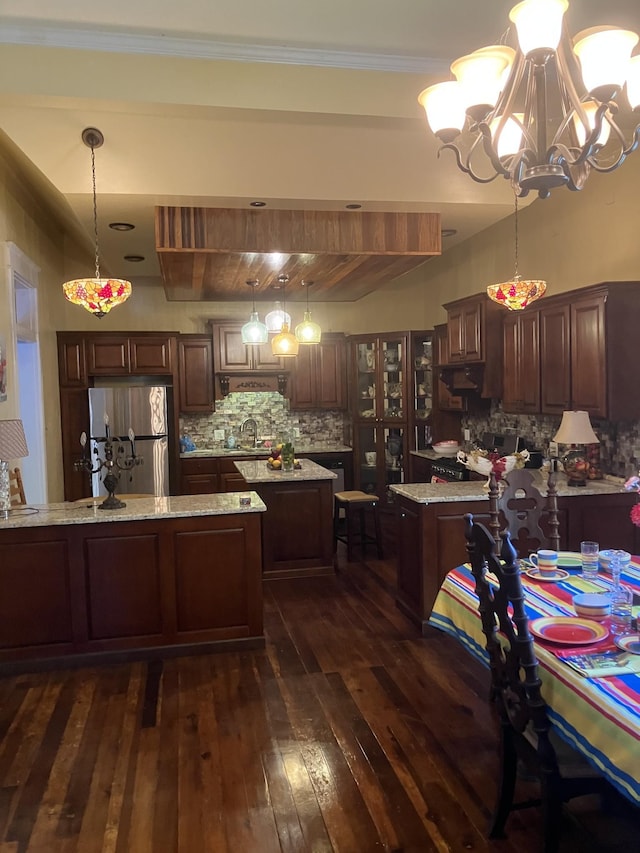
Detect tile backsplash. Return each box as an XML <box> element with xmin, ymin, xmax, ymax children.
<box><xmin>180</xmin><ymin>392</ymin><xmax>349</xmax><ymax>449</ymax></box>
<box><xmin>463</xmin><ymin>402</ymin><xmax>639</xmax><ymax>479</ymax></box>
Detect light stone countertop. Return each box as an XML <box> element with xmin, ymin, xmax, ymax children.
<box><xmin>181</xmin><ymin>444</ymin><xmax>352</xmax><ymax>459</ymax></box>
<box><xmin>390</xmin><ymin>474</ymin><xmax>629</xmax><ymax>505</ymax></box>
<box><xmin>234</xmin><ymin>457</ymin><xmax>338</xmax><ymax>484</ymax></box>
<box><xmin>0</xmin><ymin>492</ymin><xmax>266</xmax><ymax>530</ymax></box>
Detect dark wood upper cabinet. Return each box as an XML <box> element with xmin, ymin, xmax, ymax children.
<box><xmin>213</xmin><ymin>323</ymin><xmax>286</xmax><ymax>372</ymax></box>
<box><xmin>178</xmin><ymin>335</ymin><xmax>214</xmax><ymax>413</ymax></box>
<box><xmin>536</xmin><ymin>282</ymin><xmax>640</xmax><ymax>420</ymax></box>
<box><xmin>85</xmin><ymin>333</ymin><xmax>174</xmax><ymax>376</ymax></box>
<box><xmin>540</xmin><ymin>302</ymin><xmax>571</xmax><ymax>416</ymax></box>
<box><xmin>57</xmin><ymin>334</ymin><xmax>87</xmax><ymax>387</ymax></box>
<box><xmin>434</xmin><ymin>324</ymin><xmax>465</xmax><ymax>413</ymax></box>
<box><xmin>502</xmin><ymin>310</ymin><xmax>540</xmax><ymax>414</ymax></box>
<box><xmin>290</xmin><ymin>334</ymin><xmax>346</xmax><ymax>409</ymax></box>
<box><xmin>445</xmin><ymin>298</ymin><xmax>482</xmax><ymax>362</ymax></box>
<box><xmin>442</xmin><ymin>294</ymin><xmax>503</xmax><ymax>398</ymax></box>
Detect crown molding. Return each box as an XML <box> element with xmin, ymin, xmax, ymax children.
<box><xmin>0</xmin><ymin>19</ymin><xmax>448</xmax><ymax>74</ymax></box>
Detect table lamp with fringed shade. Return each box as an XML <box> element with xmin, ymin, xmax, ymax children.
<box><xmin>0</xmin><ymin>419</ymin><xmax>29</xmax><ymax>517</ymax></box>
<box><xmin>553</xmin><ymin>410</ymin><xmax>599</xmax><ymax>487</ymax></box>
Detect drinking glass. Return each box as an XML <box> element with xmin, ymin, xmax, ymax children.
<box><xmin>580</xmin><ymin>541</ymin><xmax>599</xmax><ymax>581</ymax></box>
<box><xmin>609</xmin><ymin>550</ymin><xmax>633</xmax><ymax>635</ymax></box>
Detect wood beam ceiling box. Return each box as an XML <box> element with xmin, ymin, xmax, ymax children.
<box><xmin>155</xmin><ymin>207</ymin><xmax>441</xmax><ymax>302</ymax></box>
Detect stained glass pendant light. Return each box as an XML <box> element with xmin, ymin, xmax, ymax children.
<box><xmin>271</xmin><ymin>275</ymin><xmax>299</xmax><ymax>357</ymax></box>
<box><xmin>487</xmin><ymin>194</ymin><xmax>546</xmax><ymax>310</ymax></box>
<box><xmin>241</xmin><ymin>279</ymin><xmax>268</xmax><ymax>344</ymax></box>
<box><xmin>63</xmin><ymin>128</ymin><xmax>132</xmax><ymax>318</ymax></box>
<box><xmin>295</xmin><ymin>280</ymin><xmax>322</xmax><ymax>344</ymax></box>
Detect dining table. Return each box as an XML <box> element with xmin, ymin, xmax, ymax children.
<box><xmin>429</xmin><ymin>553</ymin><xmax>640</xmax><ymax>806</ymax></box>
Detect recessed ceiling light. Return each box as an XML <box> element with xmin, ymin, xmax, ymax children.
<box><xmin>109</xmin><ymin>222</ymin><xmax>135</xmax><ymax>231</ymax></box>
<box><xmin>345</xmin><ymin>203</ymin><xmax>362</xmax><ymax>209</ymax></box>
<box><xmin>124</xmin><ymin>255</ymin><xmax>145</xmax><ymax>262</ymax></box>
<box><xmin>441</xmin><ymin>228</ymin><xmax>458</xmax><ymax>238</ymax></box>
<box><xmin>250</xmin><ymin>201</ymin><xmax>266</xmax><ymax>207</ymax></box>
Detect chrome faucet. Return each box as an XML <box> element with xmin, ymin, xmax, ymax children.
<box><xmin>239</xmin><ymin>417</ymin><xmax>258</xmax><ymax>448</ymax></box>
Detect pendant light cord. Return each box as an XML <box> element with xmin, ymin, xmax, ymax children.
<box><xmin>90</xmin><ymin>143</ymin><xmax>101</xmax><ymax>280</ymax></box>
<box><xmin>513</xmin><ymin>192</ymin><xmax>519</xmax><ymax>281</ymax></box>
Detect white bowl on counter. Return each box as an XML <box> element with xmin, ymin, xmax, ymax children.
<box><xmin>432</xmin><ymin>443</ymin><xmax>460</xmax><ymax>456</ymax></box>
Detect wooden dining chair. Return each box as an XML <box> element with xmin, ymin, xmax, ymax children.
<box><xmin>487</xmin><ymin>467</ymin><xmax>560</xmax><ymax>557</ymax></box>
<box><xmin>463</xmin><ymin>513</ymin><xmax>605</xmax><ymax>852</ymax></box>
<box><xmin>9</xmin><ymin>466</ymin><xmax>26</xmax><ymax>506</ymax></box>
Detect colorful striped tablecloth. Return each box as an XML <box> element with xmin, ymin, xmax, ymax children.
<box><xmin>429</xmin><ymin>557</ymin><xmax>640</xmax><ymax>805</ymax></box>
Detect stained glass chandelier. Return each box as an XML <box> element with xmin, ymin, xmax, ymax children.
<box><xmin>487</xmin><ymin>194</ymin><xmax>546</xmax><ymax>310</ymax></box>
<box><xmin>63</xmin><ymin>128</ymin><xmax>132</xmax><ymax>317</ymax></box>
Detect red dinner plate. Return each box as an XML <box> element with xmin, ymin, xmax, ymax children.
<box><xmin>529</xmin><ymin>617</ymin><xmax>609</xmax><ymax>645</ymax></box>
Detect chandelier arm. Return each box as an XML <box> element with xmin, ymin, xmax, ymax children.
<box><xmin>588</xmin><ymin>126</ymin><xmax>640</xmax><ymax>172</ymax></box>
<box><xmin>439</xmin><ymin>142</ymin><xmax>502</xmax><ymax>184</ymax></box>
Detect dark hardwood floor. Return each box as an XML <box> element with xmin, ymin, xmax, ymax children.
<box><xmin>0</xmin><ymin>532</ymin><xmax>637</xmax><ymax>852</ymax></box>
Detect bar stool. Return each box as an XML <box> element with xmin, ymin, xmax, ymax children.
<box><xmin>333</xmin><ymin>490</ymin><xmax>383</xmax><ymax>563</ymax></box>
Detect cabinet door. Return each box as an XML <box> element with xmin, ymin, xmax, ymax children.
<box><xmin>129</xmin><ymin>336</ymin><xmax>172</xmax><ymax>374</ymax></box>
<box><xmin>57</xmin><ymin>335</ymin><xmax>87</xmax><ymax>387</ymax></box>
<box><xmin>571</xmin><ymin>295</ymin><xmax>606</xmax><ymax>417</ymax></box>
<box><xmin>502</xmin><ymin>314</ymin><xmax>519</xmax><ymax>412</ymax></box>
<box><xmin>503</xmin><ymin>312</ymin><xmax>540</xmax><ymax>413</ymax></box>
<box><xmin>380</xmin><ymin>335</ymin><xmax>407</xmax><ymax>422</ymax></box>
<box><xmin>315</xmin><ymin>336</ymin><xmax>346</xmax><ymax>409</ymax></box>
<box><xmin>87</xmin><ymin>337</ymin><xmax>130</xmax><ymax>374</ymax></box>
<box><xmin>289</xmin><ymin>345</ymin><xmax>315</xmax><ymax>408</ymax></box>
<box><xmin>540</xmin><ymin>303</ymin><xmax>571</xmax><ymax>415</ymax></box>
<box><xmin>434</xmin><ymin>325</ymin><xmax>465</xmax><ymax>412</ymax></box>
<box><xmin>60</xmin><ymin>388</ymin><xmax>92</xmax><ymax>501</ymax></box>
<box><xmin>353</xmin><ymin>339</ymin><xmax>378</xmax><ymax>419</ymax></box>
<box><xmin>447</xmin><ymin>306</ymin><xmax>465</xmax><ymax>361</ymax></box>
<box><xmin>181</xmin><ymin>473</ymin><xmax>219</xmax><ymax>494</ymax></box>
<box><xmin>215</xmin><ymin>325</ymin><xmax>253</xmax><ymax>371</ymax></box>
<box><xmin>519</xmin><ymin>310</ymin><xmax>540</xmax><ymax>412</ymax></box>
<box><xmin>253</xmin><ymin>341</ymin><xmax>285</xmax><ymax>369</ymax></box>
<box><xmin>461</xmin><ymin>302</ymin><xmax>482</xmax><ymax>360</ymax></box>
<box><xmin>178</xmin><ymin>336</ymin><xmax>214</xmax><ymax>413</ymax></box>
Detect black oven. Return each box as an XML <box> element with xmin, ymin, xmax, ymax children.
<box><xmin>431</xmin><ymin>458</ymin><xmax>471</xmax><ymax>482</ymax></box>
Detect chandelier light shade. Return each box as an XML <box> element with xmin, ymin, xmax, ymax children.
<box><xmin>241</xmin><ymin>280</ymin><xmax>268</xmax><ymax>344</ymax></box>
<box><xmin>487</xmin><ymin>194</ymin><xmax>546</xmax><ymax>310</ymax></box>
<box><xmin>62</xmin><ymin>128</ymin><xmax>132</xmax><ymax>317</ymax></box>
<box><xmin>418</xmin><ymin>0</ymin><xmax>640</xmax><ymax>198</ymax></box>
<box><xmin>265</xmin><ymin>302</ymin><xmax>291</xmax><ymax>334</ymax></box>
<box><xmin>270</xmin><ymin>274</ymin><xmax>299</xmax><ymax>357</ymax></box>
<box><xmin>294</xmin><ymin>281</ymin><xmax>322</xmax><ymax>344</ymax></box>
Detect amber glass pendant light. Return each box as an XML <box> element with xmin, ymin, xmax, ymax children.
<box><xmin>487</xmin><ymin>194</ymin><xmax>546</xmax><ymax>310</ymax></box>
<box><xmin>271</xmin><ymin>275</ymin><xmax>299</xmax><ymax>357</ymax></box>
<box><xmin>241</xmin><ymin>280</ymin><xmax>268</xmax><ymax>344</ymax></box>
<box><xmin>62</xmin><ymin>128</ymin><xmax>132</xmax><ymax>317</ymax></box>
<box><xmin>295</xmin><ymin>280</ymin><xmax>322</xmax><ymax>344</ymax></box>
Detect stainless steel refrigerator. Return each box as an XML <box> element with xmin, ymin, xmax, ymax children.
<box><xmin>88</xmin><ymin>386</ymin><xmax>170</xmax><ymax>497</ymax></box>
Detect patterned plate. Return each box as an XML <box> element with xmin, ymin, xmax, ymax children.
<box><xmin>525</xmin><ymin>567</ymin><xmax>570</xmax><ymax>583</ymax></box>
<box><xmin>529</xmin><ymin>617</ymin><xmax>609</xmax><ymax>645</ymax></box>
<box><xmin>556</xmin><ymin>551</ymin><xmax>582</xmax><ymax>570</ymax></box>
<box><xmin>614</xmin><ymin>634</ymin><xmax>640</xmax><ymax>655</ymax></box>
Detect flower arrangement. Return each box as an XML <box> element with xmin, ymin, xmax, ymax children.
<box><xmin>623</xmin><ymin>474</ymin><xmax>640</xmax><ymax>526</ymax></box>
<box><xmin>456</xmin><ymin>448</ymin><xmax>530</xmax><ymax>488</ymax></box>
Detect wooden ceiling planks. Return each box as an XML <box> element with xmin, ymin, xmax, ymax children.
<box><xmin>155</xmin><ymin>207</ymin><xmax>441</xmax><ymax>302</ymax></box>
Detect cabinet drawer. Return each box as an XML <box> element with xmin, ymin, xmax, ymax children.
<box><xmin>181</xmin><ymin>458</ymin><xmax>219</xmax><ymax>475</ymax></box>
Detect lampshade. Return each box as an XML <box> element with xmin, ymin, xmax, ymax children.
<box><xmin>241</xmin><ymin>280</ymin><xmax>268</xmax><ymax>344</ymax></box>
<box><xmin>573</xmin><ymin>26</ymin><xmax>639</xmax><ymax>102</ymax></box>
<box><xmin>62</xmin><ymin>128</ymin><xmax>132</xmax><ymax>318</ymax></box>
<box><xmin>271</xmin><ymin>322</ymin><xmax>299</xmax><ymax>357</ymax></box>
<box><xmin>265</xmin><ymin>302</ymin><xmax>291</xmax><ymax>334</ymax></box>
<box><xmin>509</xmin><ymin>0</ymin><xmax>568</xmax><ymax>56</ymax></box>
<box><xmin>451</xmin><ymin>46</ymin><xmax>515</xmax><ymax>120</ymax></box>
<box><xmin>553</xmin><ymin>411</ymin><xmax>599</xmax><ymax>445</ymax></box>
<box><xmin>294</xmin><ymin>280</ymin><xmax>322</xmax><ymax>344</ymax></box>
<box><xmin>0</xmin><ymin>419</ymin><xmax>29</xmax><ymax>460</ymax></box>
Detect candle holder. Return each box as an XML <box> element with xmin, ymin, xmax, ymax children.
<box><xmin>74</xmin><ymin>427</ymin><xmax>143</xmax><ymax>510</ymax></box>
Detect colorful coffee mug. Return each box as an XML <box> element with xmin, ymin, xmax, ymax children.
<box><xmin>529</xmin><ymin>549</ymin><xmax>559</xmax><ymax>576</ymax></box>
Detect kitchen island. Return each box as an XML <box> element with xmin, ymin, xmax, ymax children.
<box><xmin>234</xmin><ymin>458</ymin><xmax>337</xmax><ymax>579</ymax></box>
<box><xmin>0</xmin><ymin>494</ymin><xmax>266</xmax><ymax>672</ymax></box>
<box><xmin>391</xmin><ymin>475</ymin><xmax>640</xmax><ymax>633</ymax></box>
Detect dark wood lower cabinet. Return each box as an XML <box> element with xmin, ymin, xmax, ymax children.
<box><xmin>396</xmin><ymin>490</ymin><xmax>639</xmax><ymax>634</ymax></box>
<box><xmin>251</xmin><ymin>479</ymin><xmax>335</xmax><ymax>579</ymax></box>
<box><xmin>0</xmin><ymin>513</ymin><xmax>263</xmax><ymax>669</ymax></box>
